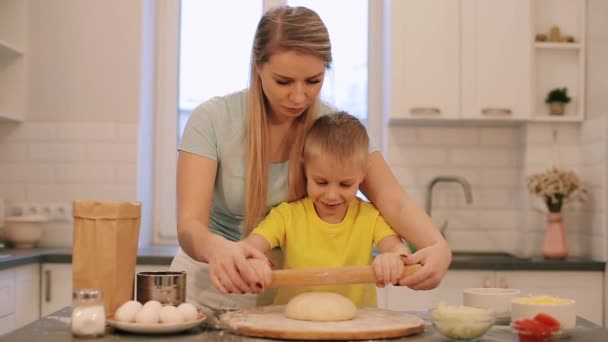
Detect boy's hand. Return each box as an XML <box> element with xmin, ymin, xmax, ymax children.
<box><xmin>372</xmin><ymin>252</ymin><xmax>404</xmax><ymax>287</ymax></box>
<box><xmin>246</xmin><ymin>258</ymin><xmax>273</xmax><ymax>292</ymax></box>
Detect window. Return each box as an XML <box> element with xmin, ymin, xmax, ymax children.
<box><xmin>154</xmin><ymin>0</ymin><xmax>379</xmax><ymax>241</ymax></box>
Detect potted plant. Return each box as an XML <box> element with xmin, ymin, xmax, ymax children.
<box><xmin>527</xmin><ymin>166</ymin><xmax>587</xmax><ymax>259</ymax></box>
<box><xmin>545</xmin><ymin>87</ymin><xmax>571</xmax><ymax>115</ymax></box>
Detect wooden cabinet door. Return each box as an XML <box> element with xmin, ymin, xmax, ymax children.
<box><xmin>496</xmin><ymin>271</ymin><xmax>603</xmax><ymax>326</ymax></box>
<box><xmin>15</xmin><ymin>264</ymin><xmax>40</xmax><ymax>329</ymax></box>
<box><xmin>385</xmin><ymin>270</ymin><xmax>494</xmax><ymax>311</ymax></box>
<box><xmin>41</xmin><ymin>263</ymin><xmax>73</xmax><ymax>317</ymax></box>
<box><xmin>388</xmin><ymin>0</ymin><xmax>461</xmax><ymax>120</ymax></box>
<box><xmin>461</xmin><ymin>0</ymin><xmax>532</xmax><ymax>120</ymax></box>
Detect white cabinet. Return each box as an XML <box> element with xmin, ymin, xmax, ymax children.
<box><xmin>382</xmin><ymin>270</ymin><xmax>603</xmax><ymax>326</ymax></box>
<box><xmin>0</xmin><ymin>0</ymin><xmax>28</xmax><ymax>122</ymax></box>
<box><xmin>0</xmin><ymin>264</ymin><xmax>40</xmax><ymax>335</ymax></box>
<box><xmin>461</xmin><ymin>0</ymin><xmax>532</xmax><ymax>120</ymax></box>
<box><xmin>388</xmin><ymin>0</ymin><xmax>460</xmax><ymax>120</ymax></box>
<box><xmin>41</xmin><ymin>263</ymin><xmax>72</xmax><ymax>317</ymax></box>
<box><xmin>15</xmin><ymin>264</ymin><xmax>40</xmax><ymax>329</ymax></box>
<box><xmin>388</xmin><ymin>0</ymin><xmax>531</xmax><ymax>122</ymax></box>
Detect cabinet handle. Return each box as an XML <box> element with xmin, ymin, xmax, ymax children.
<box><xmin>481</xmin><ymin>107</ymin><xmax>512</xmax><ymax>116</ymax></box>
<box><xmin>410</xmin><ymin>107</ymin><xmax>441</xmax><ymax>116</ymax></box>
<box><xmin>499</xmin><ymin>277</ymin><xmax>509</xmax><ymax>289</ymax></box>
<box><xmin>483</xmin><ymin>277</ymin><xmax>492</xmax><ymax>288</ymax></box>
<box><xmin>45</xmin><ymin>269</ymin><xmax>51</xmax><ymax>303</ymax></box>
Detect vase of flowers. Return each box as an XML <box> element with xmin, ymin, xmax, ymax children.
<box><xmin>527</xmin><ymin>166</ymin><xmax>587</xmax><ymax>259</ymax></box>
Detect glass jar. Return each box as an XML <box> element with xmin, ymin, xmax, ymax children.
<box><xmin>71</xmin><ymin>289</ymin><xmax>106</xmax><ymax>338</ymax></box>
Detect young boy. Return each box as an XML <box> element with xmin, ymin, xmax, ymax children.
<box><xmin>238</xmin><ymin>112</ymin><xmax>410</xmax><ymax>307</ymax></box>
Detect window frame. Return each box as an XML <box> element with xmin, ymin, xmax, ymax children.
<box><xmin>151</xmin><ymin>0</ymin><xmax>384</xmax><ymax>243</ymax></box>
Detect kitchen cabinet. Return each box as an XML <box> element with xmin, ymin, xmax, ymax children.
<box><xmin>41</xmin><ymin>263</ymin><xmax>72</xmax><ymax>317</ymax></box>
<box><xmin>388</xmin><ymin>0</ymin><xmax>530</xmax><ymax>122</ymax></box>
<box><xmin>0</xmin><ymin>0</ymin><xmax>28</xmax><ymax>123</ymax></box>
<box><xmin>15</xmin><ymin>263</ymin><xmax>40</xmax><ymax>329</ymax></box>
<box><xmin>383</xmin><ymin>270</ymin><xmax>603</xmax><ymax>325</ymax></box>
<box><xmin>387</xmin><ymin>0</ymin><xmax>585</xmax><ymax>123</ymax></box>
<box><xmin>0</xmin><ymin>264</ymin><xmax>40</xmax><ymax>335</ymax></box>
<box><xmin>387</xmin><ymin>0</ymin><xmax>460</xmax><ymax>120</ymax></box>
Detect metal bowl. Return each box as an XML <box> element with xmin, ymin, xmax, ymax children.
<box><xmin>136</xmin><ymin>271</ymin><xmax>186</xmax><ymax>305</ymax></box>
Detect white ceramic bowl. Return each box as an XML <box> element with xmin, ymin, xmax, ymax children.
<box><xmin>3</xmin><ymin>215</ymin><xmax>48</xmax><ymax>248</ymax></box>
<box><xmin>511</xmin><ymin>296</ymin><xmax>576</xmax><ymax>330</ymax></box>
<box><xmin>463</xmin><ymin>288</ymin><xmax>521</xmax><ymax>322</ymax></box>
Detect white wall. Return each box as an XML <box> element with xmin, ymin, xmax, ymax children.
<box><xmin>0</xmin><ymin>0</ymin><xmax>152</xmax><ymax>246</ymax></box>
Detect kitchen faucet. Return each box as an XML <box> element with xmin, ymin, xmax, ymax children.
<box><xmin>425</xmin><ymin>176</ymin><xmax>473</xmax><ymax>235</ymax></box>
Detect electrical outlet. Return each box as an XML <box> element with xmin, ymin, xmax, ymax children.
<box><xmin>7</xmin><ymin>201</ymin><xmax>73</xmax><ymax>222</ymax></box>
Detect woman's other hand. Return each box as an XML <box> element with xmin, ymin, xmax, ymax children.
<box><xmin>397</xmin><ymin>241</ymin><xmax>452</xmax><ymax>290</ymax></box>
<box><xmin>372</xmin><ymin>252</ymin><xmax>404</xmax><ymax>287</ymax></box>
<box><xmin>208</xmin><ymin>239</ymin><xmax>269</xmax><ymax>294</ymax></box>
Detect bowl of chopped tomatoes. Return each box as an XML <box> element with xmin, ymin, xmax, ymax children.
<box><xmin>511</xmin><ymin>313</ymin><xmax>565</xmax><ymax>342</ymax></box>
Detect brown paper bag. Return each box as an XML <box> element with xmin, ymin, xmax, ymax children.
<box><xmin>72</xmin><ymin>200</ymin><xmax>141</xmax><ymax>315</ymax></box>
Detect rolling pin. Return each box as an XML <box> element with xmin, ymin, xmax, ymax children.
<box><xmin>269</xmin><ymin>264</ymin><xmax>422</xmax><ymax>288</ymax></box>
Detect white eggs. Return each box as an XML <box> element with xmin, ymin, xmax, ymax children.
<box><xmin>115</xmin><ymin>300</ymin><xmax>143</xmax><ymax>322</ymax></box>
<box><xmin>114</xmin><ymin>300</ymin><xmax>199</xmax><ymax>325</ymax></box>
<box><xmin>178</xmin><ymin>303</ymin><xmax>198</xmax><ymax>321</ymax></box>
<box><xmin>142</xmin><ymin>300</ymin><xmax>162</xmax><ymax>311</ymax></box>
<box><xmin>135</xmin><ymin>307</ymin><xmax>161</xmax><ymax>324</ymax></box>
<box><xmin>159</xmin><ymin>305</ymin><xmax>185</xmax><ymax>323</ymax></box>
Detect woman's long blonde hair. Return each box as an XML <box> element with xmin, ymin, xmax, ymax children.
<box><xmin>244</xmin><ymin>6</ymin><xmax>332</xmax><ymax>236</ymax></box>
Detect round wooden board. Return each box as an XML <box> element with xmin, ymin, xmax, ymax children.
<box><xmin>219</xmin><ymin>305</ymin><xmax>425</xmax><ymax>340</ymax></box>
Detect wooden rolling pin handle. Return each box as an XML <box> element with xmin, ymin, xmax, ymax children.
<box><xmin>269</xmin><ymin>264</ymin><xmax>422</xmax><ymax>289</ymax></box>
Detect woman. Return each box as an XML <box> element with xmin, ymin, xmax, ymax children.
<box><xmin>169</xmin><ymin>5</ymin><xmax>451</xmax><ymax>309</ymax></box>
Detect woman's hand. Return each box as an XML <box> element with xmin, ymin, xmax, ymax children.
<box><xmin>372</xmin><ymin>253</ymin><xmax>404</xmax><ymax>287</ymax></box>
<box><xmin>397</xmin><ymin>241</ymin><xmax>452</xmax><ymax>290</ymax></box>
<box><xmin>247</xmin><ymin>258</ymin><xmax>273</xmax><ymax>292</ymax></box>
<box><xmin>208</xmin><ymin>240</ymin><xmax>269</xmax><ymax>294</ymax></box>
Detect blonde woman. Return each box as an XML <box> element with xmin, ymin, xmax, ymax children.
<box><xmin>169</xmin><ymin>6</ymin><xmax>451</xmax><ymax>309</ymax></box>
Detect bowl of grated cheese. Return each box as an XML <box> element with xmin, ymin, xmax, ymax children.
<box><xmin>511</xmin><ymin>295</ymin><xmax>576</xmax><ymax>330</ymax></box>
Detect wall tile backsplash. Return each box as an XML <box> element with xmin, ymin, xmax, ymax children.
<box><xmin>386</xmin><ymin>122</ymin><xmax>606</xmax><ymax>259</ymax></box>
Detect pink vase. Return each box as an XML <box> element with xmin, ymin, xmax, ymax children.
<box><xmin>542</xmin><ymin>212</ymin><xmax>568</xmax><ymax>259</ymax></box>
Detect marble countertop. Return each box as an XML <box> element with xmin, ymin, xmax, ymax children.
<box><xmin>2</xmin><ymin>307</ymin><xmax>607</xmax><ymax>342</ymax></box>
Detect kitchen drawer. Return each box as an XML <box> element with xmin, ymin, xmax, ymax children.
<box><xmin>0</xmin><ymin>269</ymin><xmax>16</xmax><ymax>318</ymax></box>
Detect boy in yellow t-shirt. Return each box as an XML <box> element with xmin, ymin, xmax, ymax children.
<box><xmin>241</xmin><ymin>112</ymin><xmax>411</xmax><ymax>307</ymax></box>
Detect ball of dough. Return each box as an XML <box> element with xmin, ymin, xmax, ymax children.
<box><xmin>177</xmin><ymin>303</ymin><xmax>198</xmax><ymax>321</ymax></box>
<box><xmin>159</xmin><ymin>305</ymin><xmax>185</xmax><ymax>323</ymax></box>
<box><xmin>142</xmin><ymin>300</ymin><xmax>162</xmax><ymax>311</ymax></box>
<box><xmin>115</xmin><ymin>300</ymin><xmax>143</xmax><ymax>322</ymax></box>
<box><xmin>135</xmin><ymin>307</ymin><xmax>160</xmax><ymax>324</ymax></box>
<box><xmin>284</xmin><ymin>292</ymin><xmax>357</xmax><ymax>322</ymax></box>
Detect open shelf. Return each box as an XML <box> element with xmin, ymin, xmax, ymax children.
<box><xmin>535</xmin><ymin>42</ymin><xmax>581</xmax><ymax>50</ymax></box>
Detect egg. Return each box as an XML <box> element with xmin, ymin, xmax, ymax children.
<box><xmin>178</xmin><ymin>303</ymin><xmax>198</xmax><ymax>321</ymax></box>
<box><xmin>135</xmin><ymin>307</ymin><xmax>160</xmax><ymax>324</ymax></box>
<box><xmin>115</xmin><ymin>300</ymin><xmax>143</xmax><ymax>322</ymax></box>
<box><xmin>159</xmin><ymin>305</ymin><xmax>185</xmax><ymax>323</ymax></box>
<box><xmin>142</xmin><ymin>300</ymin><xmax>162</xmax><ymax>311</ymax></box>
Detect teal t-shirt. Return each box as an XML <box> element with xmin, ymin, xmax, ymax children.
<box><xmin>178</xmin><ymin>89</ymin><xmax>377</xmax><ymax>241</ymax></box>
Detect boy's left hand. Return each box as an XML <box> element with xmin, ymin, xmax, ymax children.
<box><xmin>372</xmin><ymin>253</ymin><xmax>404</xmax><ymax>287</ymax></box>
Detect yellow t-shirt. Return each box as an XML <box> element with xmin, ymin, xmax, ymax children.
<box><xmin>251</xmin><ymin>197</ymin><xmax>397</xmax><ymax>308</ymax></box>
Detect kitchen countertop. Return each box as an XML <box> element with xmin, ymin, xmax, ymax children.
<box><xmin>0</xmin><ymin>247</ymin><xmax>604</xmax><ymax>271</ymax></box>
<box><xmin>2</xmin><ymin>307</ymin><xmax>607</xmax><ymax>342</ymax></box>
<box><xmin>0</xmin><ymin>245</ymin><xmax>179</xmax><ymax>270</ymax></box>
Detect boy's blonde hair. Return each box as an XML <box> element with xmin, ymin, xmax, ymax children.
<box><xmin>303</xmin><ymin>112</ymin><xmax>369</xmax><ymax>169</ymax></box>
<box><xmin>244</xmin><ymin>6</ymin><xmax>332</xmax><ymax>236</ymax></box>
